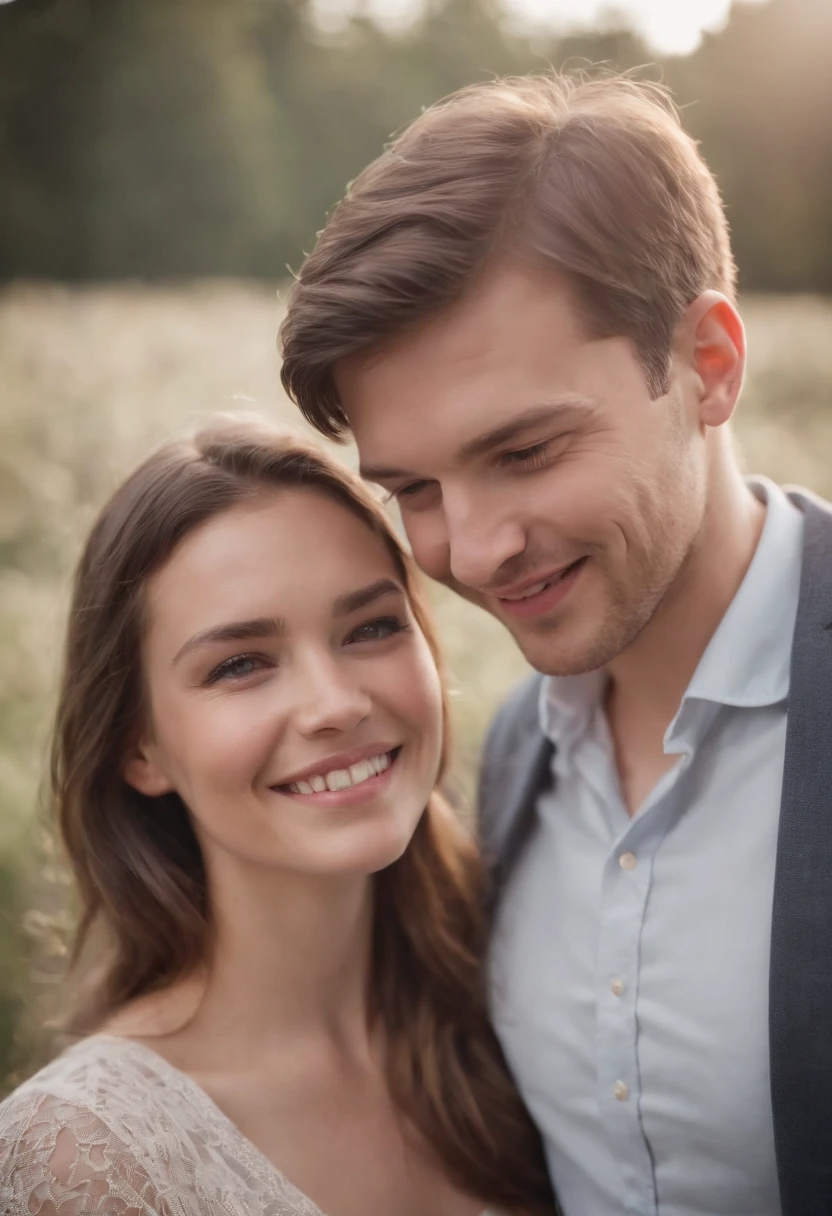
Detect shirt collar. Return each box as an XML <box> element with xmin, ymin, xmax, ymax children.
<box><xmin>679</xmin><ymin>477</ymin><xmax>803</xmax><ymax>713</ymax></box>
<box><xmin>539</xmin><ymin>478</ymin><xmax>804</xmax><ymax>748</ymax></box>
<box><xmin>539</xmin><ymin>667</ymin><xmax>605</xmax><ymax>751</ymax></box>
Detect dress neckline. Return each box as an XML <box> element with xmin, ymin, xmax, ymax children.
<box><xmin>86</xmin><ymin>1033</ymin><xmax>329</xmax><ymax>1216</ymax></box>
<box><xmin>81</xmin><ymin>1033</ymin><xmax>496</xmax><ymax>1216</ymax></box>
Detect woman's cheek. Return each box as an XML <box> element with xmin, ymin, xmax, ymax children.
<box><xmin>402</xmin><ymin>648</ymin><xmax>445</xmax><ymax>749</ymax></box>
<box><xmin>181</xmin><ymin>687</ymin><xmax>282</xmax><ymax>778</ymax></box>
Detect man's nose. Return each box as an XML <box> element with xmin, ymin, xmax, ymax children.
<box><xmin>291</xmin><ymin>653</ymin><xmax>372</xmax><ymax>737</ymax></box>
<box><xmin>443</xmin><ymin>490</ymin><xmax>526</xmax><ymax>591</ymax></box>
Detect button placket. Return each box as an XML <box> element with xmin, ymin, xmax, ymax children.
<box><xmin>595</xmin><ymin>832</ymin><xmax>658</xmax><ymax>1214</ymax></box>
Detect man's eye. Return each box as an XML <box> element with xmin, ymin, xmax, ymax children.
<box><xmin>206</xmin><ymin>654</ymin><xmax>266</xmax><ymax>684</ymax></box>
<box><xmin>388</xmin><ymin>480</ymin><xmax>432</xmax><ymax>501</ymax></box>
<box><xmin>347</xmin><ymin>616</ymin><xmax>410</xmax><ymax>644</ymax></box>
<box><xmin>501</xmin><ymin>441</ymin><xmax>550</xmax><ymax>467</ymax></box>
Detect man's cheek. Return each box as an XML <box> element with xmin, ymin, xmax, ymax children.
<box><xmin>404</xmin><ymin>530</ymin><xmax>447</xmax><ymax>582</ymax></box>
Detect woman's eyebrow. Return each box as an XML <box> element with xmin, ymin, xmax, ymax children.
<box><xmin>172</xmin><ymin>617</ymin><xmax>285</xmax><ymax>666</ymax></box>
<box><xmin>172</xmin><ymin>580</ymin><xmax>402</xmax><ymax>666</ymax></box>
<box><xmin>332</xmin><ymin>578</ymin><xmax>403</xmax><ymax>617</ymax></box>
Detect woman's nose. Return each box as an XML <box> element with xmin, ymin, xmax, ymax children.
<box><xmin>291</xmin><ymin>655</ymin><xmax>372</xmax><ymax>737</ymax></box>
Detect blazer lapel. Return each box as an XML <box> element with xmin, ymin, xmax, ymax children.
<box><xmin>478</xmin><ymin>673</ymin><xmax>554</xmax><ymax>909</ymax></box>
<box><xmin>770</xmin><ymin>491</ymin><xmax>832</xmax><ymax>1215</ymax></box>
<box><xmin>492</xmin><ymin>730</ymin><xmax>553</xmax><ymax>898</ymax></box>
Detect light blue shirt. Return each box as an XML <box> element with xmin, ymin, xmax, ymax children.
<box><xmin>489</xmin><ymin>479</ymin><xmax>804</xmax><ymax>1216</ymax></box>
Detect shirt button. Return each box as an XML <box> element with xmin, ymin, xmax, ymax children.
<box><xmin>613</xmin><ymin>1080</ymin><xmax>630</xmax><ymax>1102</ymax></box>
<box><xmin>619</xmin><ymin>851</ymin><xmax>637</xmax><ymax>871</ymax></box>
<box><xmin>610</xmin><ymin>976</ymin><xmax>624</xmax><ymax>997</ymax></box>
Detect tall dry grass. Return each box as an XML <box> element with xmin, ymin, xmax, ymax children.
<box><xmin>1</xmin><ymin>281</ymin><xmax>831</xmax><ymax>1088</ymax></box>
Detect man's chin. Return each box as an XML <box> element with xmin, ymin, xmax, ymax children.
<box><xmin>438</xmin><ymin>577</ymin><xmax>598</xmax><ymax>672</ymax></box>
<box><xmin>516</xmin><ymin>643</ymin><xmax>602</xmax><ymax>678</ymax></box>
<box><xmin>502</xmin><ymin>616</ymin><xmax>622</xmax><ymax>678</ymax></box>
<box><xmin>442</xmin><ymin>572</ymin><xmax>653</xmax><ymax>677</ymax></box>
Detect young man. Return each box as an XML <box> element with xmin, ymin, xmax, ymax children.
<box><xmin>280</xmin><ymin>74</ymin><xmax>832</xmax><ymax>1216</ymax></box>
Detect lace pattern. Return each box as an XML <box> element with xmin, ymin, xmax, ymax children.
<box><xmin>0</xmin><ymin>1036</ymin><xmax>500</xmax><ymax>1216</ymax></box>
<box><xmin>0</xmin><ymin>1035</ymin><xmax>341</xmax><ymax>1215</ymax></box>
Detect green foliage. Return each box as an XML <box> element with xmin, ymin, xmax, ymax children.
<box><xmin>1</xmin><ymin>0</ymin><xmax>830</xmax><ymax>288</ymax></box>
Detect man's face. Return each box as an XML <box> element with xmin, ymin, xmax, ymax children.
<box><xmin>336</xmin><ymin>260</ymin><xmax>710</xmax><ymax>676</ymax></box>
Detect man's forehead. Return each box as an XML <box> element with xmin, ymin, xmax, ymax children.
<box><xmin>334</xmin><ymin>257</ymin><xmax>589</xmax><ymax>401</ymax></box>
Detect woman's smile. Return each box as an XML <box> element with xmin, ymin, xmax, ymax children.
<box><xmin>273</xmin><ymin>746</ymin><xmax>401</xmax><ymax>807</ymax></box>
<box><xmin>275</xmin><ymin>742</ymin><xmax>399</xmax><ymax>791</ymax></box>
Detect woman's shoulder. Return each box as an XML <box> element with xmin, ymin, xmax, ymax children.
<box><xmin>0</xmin><ymin>1035</ymin><xmax>323</xmax><ymax>1216</ymax></box>
<box><xmin>0</xmin><ymin>1035</ymin><xmax>185</xmax><ymax>1215</ymax></box>
<box><xmin>1</xmin><ymin>1033</ymin><xmax>168</xmax><ymax>1123</ymax></box>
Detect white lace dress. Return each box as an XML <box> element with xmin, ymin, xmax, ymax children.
<box><xmin>0</xmin><ymin>1034</ymin><xmax>503</xmax><ymax>1215</ymax></box>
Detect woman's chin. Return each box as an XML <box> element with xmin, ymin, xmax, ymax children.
<box><xmin>298</xmin><ymin>812</ymin><xmax>422</xmax><ymax>878</ymax></box>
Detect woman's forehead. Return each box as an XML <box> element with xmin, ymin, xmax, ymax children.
<box><xmin>142</xmin><ymin>492</ymin><xmax>403</xmax><ymax>649</ymax></box>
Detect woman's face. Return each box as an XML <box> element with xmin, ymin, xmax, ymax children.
<box><xmin>126</xmin><ymin>488</ymin><xmax>444</xmax><ymax>878</ymax></box>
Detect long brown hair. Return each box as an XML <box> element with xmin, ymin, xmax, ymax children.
<box><xmin>51</xmin><ymin>415</ymin><xmax>554</xmax><ymax>1215</ymax></box>
<box><xmin>280</xmin><ymin>71</ymin><xmax>735</xmax><ymax>436</ymax></box>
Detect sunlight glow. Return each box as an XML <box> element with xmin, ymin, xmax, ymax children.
<box><xmin>313</xmin><ymin>0</ymin><xmax>770</xmax><ymax>55</ymax></box>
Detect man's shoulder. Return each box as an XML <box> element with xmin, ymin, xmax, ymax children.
<box><xmin>786</xmin><ymin>484</ymin><xmax>832</xmax><ymax>534</ymax></box>
<box><xmin>482</xmin><ymin>670</ymin><xmax>546</xmax><ymax>761</ymax></box>
<box><xmin>477</xmin><ymin>672</ymin><xmax>551</xmax><ymax>867</ymax></box>
<box><xmin>786</xmin><ymin>485</ymin><xmax>832</xmax><ymax>630</ymax></box>
<box><xmin>476</xmin><ymin>671</ymin><xmax>549</xmax><ymax>870</ymax></box>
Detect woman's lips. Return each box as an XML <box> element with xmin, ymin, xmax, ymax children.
<box><xmin>272</xmin><ymin>748</ymin><xmax>400</xmax><ymax>807</ymax></box>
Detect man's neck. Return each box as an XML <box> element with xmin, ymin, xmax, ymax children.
<box><xmin>603</xmin><ymin>460</ymin><xmax>765</xmax><ymax>811</ymax></box>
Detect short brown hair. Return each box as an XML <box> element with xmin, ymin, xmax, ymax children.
<box><xmin>280</xmin><ymin>71</ymin><xmax>736</xmax><ymax>437</ymax></box>
<box><xmin>52</xmin><ymin>416</ymin><xmax>554</xmax><ymax>1215</ymax></box>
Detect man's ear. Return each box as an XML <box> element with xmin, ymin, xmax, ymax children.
<box><xmin>123</xmin><ymin>737</ymin><xmax>174</xmax><ymax>798</ymax></box>
<box><xmin>683</xmin><ymin>290</ymin><xmax>746</xmax><ymax>428</ymax></box>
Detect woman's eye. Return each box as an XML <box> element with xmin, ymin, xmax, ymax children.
<box><xmin>347</xmin><ymin>616</ymin><xmax>409</xmax><ymax>645</ymax></box>
<box><xmin>206</xmin><ymin>654</ymin><xmax>266</xmax><ymax>684</ymax></box>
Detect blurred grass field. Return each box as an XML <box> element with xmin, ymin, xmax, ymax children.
<box><xmin>1</xmin><ymin>281</ymin><xmax>831</xmax><ymax>1091</ymax></box>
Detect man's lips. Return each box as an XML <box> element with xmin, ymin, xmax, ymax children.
<box><xmin>491</xmin><ymin>558</ymin><xmax>586</xmax><ymax>602</ymax></box>
<box><xmin>493</xmin><ymin>557</ymin><xmax>587</xmax><ymax>619</ymax></box>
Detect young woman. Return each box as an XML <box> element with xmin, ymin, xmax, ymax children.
<box><xmin>0</xmin><ymin>417</ymin><xmax>554</xmax><ymax>1216</ymax></box>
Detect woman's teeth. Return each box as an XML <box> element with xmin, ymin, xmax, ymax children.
<box><xmin>289</xmin><ymin>751</ymin><xmax>391</xmax><ymax>795</ymax></box>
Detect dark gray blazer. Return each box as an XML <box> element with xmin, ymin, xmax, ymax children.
<box><xmin>478</xmin><ymin>489</ymin><xmax>832</xmax><ymax>1216</ymax></box>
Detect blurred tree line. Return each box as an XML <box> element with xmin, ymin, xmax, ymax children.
<box><xmin>0</xmin><ymin>0</ymin><xmax>831</xmax><ymax>290</ymax></box>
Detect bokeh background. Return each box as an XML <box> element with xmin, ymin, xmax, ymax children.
<box><xmin>2</xmin><ymin>0</ymin><xmax>831</xmax><ymax>1094</ymax></box>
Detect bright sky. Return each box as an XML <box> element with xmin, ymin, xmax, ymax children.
<box><xmin>314</xmin><ymin>0</ymin><xmax>769</xmax><ymax>55</ymax></box>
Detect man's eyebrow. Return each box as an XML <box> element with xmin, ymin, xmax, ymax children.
<box><xmin>456</xmin><ymin>397</ymin><xmax>596</xmax><ymax>462</ymax></box>
<box><xmin>358</xmin><ymin>397</ymin><xmax>595</xmax><ymax>482</ymax></box>
<box><xmin>332</xmin><ymin>578</ymin><xmax>403</xmax><ymax>617</ymax></box>
<box><xmin>173</xmin><ymin>617</ymin><xmax>285</xmax><ymax>667</ymax></box>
